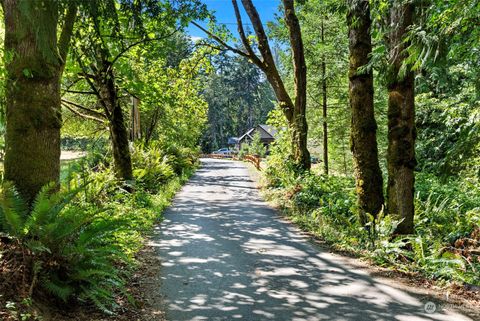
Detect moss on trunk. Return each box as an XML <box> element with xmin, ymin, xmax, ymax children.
<box><xmin>96</xmin><ymin>61</ymin><xmax>133</xmax><ymax>182</ymax></box>
<box><xmin>386</xmin><ymin>3</ymin><xmax>416</xmax><ymax>234</ymax></box>
<box><xmin>3</xmin><ymin>0</ymin><xmax>62</xmax><ymax>203</ymax></box>
<box><xmin>347</xmin><ymin>0</ymin><xmax>385</xmax><ymax>223</ymax></box>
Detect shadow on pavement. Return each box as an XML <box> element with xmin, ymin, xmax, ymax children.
<box><xmin>150</xmin><ymin>159</ymin><xmax>470</xmax><ymax>321</ymax></box>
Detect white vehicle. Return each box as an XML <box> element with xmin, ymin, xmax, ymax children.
<box><xmin>213</xmin><ymin>148</ymin><xmax>232</xmax><ymax>156</ymax></box>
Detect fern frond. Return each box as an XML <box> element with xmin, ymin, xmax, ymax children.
<box><xmin>0</xmin><ymin>183</ymin><xmax>28</xmax><ymax>236</ymax></box>
<box><xmin>42</xmin><ymin>276</ymin><xmax>75</xmax><ymax>302</ymax></box>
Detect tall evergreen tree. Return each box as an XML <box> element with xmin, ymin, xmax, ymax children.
<box><xmin>386</xmin><ymin>1</ymin><xmax>416</xmax><ymax>234</ymax></box>
<box><xmin>347</xmin><ymin>0</ymin><xmax>384</xmax><ymax>222</ymax></box>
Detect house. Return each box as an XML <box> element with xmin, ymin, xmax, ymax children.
<box><xmin>237</xmin><ymin>124</ymin><xmax>277</xmax><ymax>149</ymax></box>
<box><xmin>227</xmin><ymin>137</ymin><xmax>239</xmax><ymax>146</ymax></box>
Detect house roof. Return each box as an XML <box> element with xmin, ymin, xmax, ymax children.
<box><xmin>227</xmin><ymin>137</ymin><xmax>239</xmax><ymax>145</ymax></box>
<box><xmin>258</xmin><ymin>124</ymin><xmax>277</xmax><ymax>138</ymax></box>
<box><xmin>238</xmin><ymin>128</ymin><xmax>255</xmax><ymax>142</ymax></box>
<box><xmin>238</xmin><ymin>124</ymin><xmax>277</xmax><ymax>142</ymax></box>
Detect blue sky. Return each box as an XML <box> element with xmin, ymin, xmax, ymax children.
<box><xmin>187</xmin><ymin>0</ymin><xmax>281</xmax><ymax>40</ymax></box>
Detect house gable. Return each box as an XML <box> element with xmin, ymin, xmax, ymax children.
<box><xmin>238</xmin><ymin>125</ymin><xmax>276</xmax><ymax>145</ymax></box>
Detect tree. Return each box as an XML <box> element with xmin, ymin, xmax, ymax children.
<box><xmin>131</xmin><ymin>47</ymin><xmax>210</xmax><ymax>148</ymax></box>
<box><xmin>201</xmin><ymin>53</ymin><xmax>274</xmax><ymax>152</ymax></box>
<box><xmin>65</xmin><ymin>0</ymin><xmax>207</xmax><ymax>182</ymax></box>
<box><xmin>3</xmin><ymin>0</ymin><xmax>76</xmax><ymax>202</ymax></box>
<box><xmin>194</xmin><ymin>0</ymin><xmax>311</xmax><ymax>170</ymax></box>
<box><xmin>347</xmin><ymin>0</ymin><xmax>384</xmax><ymax>222</ymax></box>
<box><xmin>249</xmin><ymin>131</ymin><xmax>267</xmax><ymax>157</ymax></box>
<box><xmin>268</xmin><ymin>0</ymin><xmax>351</xmax><ymax>175</ymax></box>
<box><xmin>386</xmin><ymin>1</ymin><xmax>416</xmax><ymax>234</ymax></box>
<box><xmin>68</xmin><ymin>1</ymin><xmax>144</xmax><ymax>183</ymax></box>
<box><xmin>321</xmin><ymin>18</ymin><xmax>328</xmax><ymax>175</ymax></box>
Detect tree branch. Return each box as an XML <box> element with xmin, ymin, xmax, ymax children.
<box><xmin>62</xmin><ymin>103</ymin><xmax>106</xmax><ymax>124</ymax></box>
<box><xmin>283</xmin><ymin>0</ymin><xmax>307</xmax><ymax>111</ymax></box>
<box><xmin>231</xmin><ymin>0</ymin><xmax>265</xmax><ymax>69</ymax></box>
<box><xmin>240</xmin><ymin>0</ymin><xmax>277</xmax><ymax>70</ymax></box>
<box><xmin>58</xmin><ymin>2</ymin><xmax>77</xmax><ymax>66</ymax></box>
<box><xmin>61</xmin><ymin>98</ymin><xmax>106</xmax><ymax>120</ymax></box>
<box><xmin>239</xmin><ymin>0</ymin><xmax>294</xmax><ymax>119</ymax></box>
<box><xmin>110</xmin><ymin>28</ymin><xmax>181</xmax><ymax>67</ymax></box>
<box><xmin>73</xmin><ymin>53</ymin><xmax>112</xmax><ymax>119</ymax></box>
<box><xmin>64</xmin><ymin>89</ymin><xmax>97</xmax><ymax>95</ymax></box>
<box><xmin>191</xmin><ymin>21</ymin><xmax>251</xmax><ymax>60</ymax></box>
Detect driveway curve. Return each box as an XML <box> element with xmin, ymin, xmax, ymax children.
<box><xmin>150</xmin><ymin>158</ymin><xmax>471</xmax><ymax>321</ymax></box>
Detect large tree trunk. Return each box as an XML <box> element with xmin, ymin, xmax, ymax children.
<box><xmin>387</xmin><ymin>3</ymin><xmax>416</xmax><ymax>234</ymax></box>
<box><xmin>3</xmin><ymin>0</ymin><xmax>75</xmax><ymax>203</ymax></box>
<box><xmin>347</xmin><ymin>0</ymin><xmax>385</xmax><ymax>223</ymax></box>
<box><xmin>96</xmin><ymin>61</ymin><xmax>133</xmax><ymax>182</ymax></box>
<box><xmin>284</xmin><ymin>0</ymin><xmax>310</xmax><ymax>170</ymax></box>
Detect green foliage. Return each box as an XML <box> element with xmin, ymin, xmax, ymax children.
<box><xmin>248</xmin><ymin>132</ymin><xmax>267</xmax><ymax>157</ymax></box>
<box><xmin>238</xmin><ymin>132</ymin><xmax>267</xmax><ymax>160</ymax></box>
<box><xmin>291</xmin><ymin>173</ymin><xmax>355</xmax><ymax>218</ymax></box>
<box><xmin>130</xmin><ymin>143</ymin><xmax>199</xmax><ymax>193</ymax></box>
<box><xmin>263</xmin><ymin>121</ymin><xmax>298</xmax><ymax>188</ymax></box>
<box><xmin>125</xmin><ymin>50</ymin><xmax>210</xmax><ymax>148</ymax></box>
<box><xmin>263</xmin><ymin>158</ymin><xmax>480</xmax><ymax>285</ymax></box>
<box><xmin>416</xmin><ymin>93</ymin><xmax>480</xmax><ymax>178</ymax></box>
<box><xmin>200</xmin><ymin>53</ymin><xmax>275</xmax><ymax>152</ymax></box>
<box><xmin>132</xmin><ymin>146</ymin><xmax>175</xmax><ymax>192</ymax></box>
<box><xmin>0</xmin><ymin>183</ymin><xmax>129</xmax><ymax>313</ymax></box>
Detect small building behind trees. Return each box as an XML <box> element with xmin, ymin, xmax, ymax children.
<box><xmin>237</xmin><ymin>124</ymin><xmax>277</xmax><ymax>150</ymax></box>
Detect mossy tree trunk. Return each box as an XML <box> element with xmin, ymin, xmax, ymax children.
<box><xmin>347</xmin><ymin>0</ymin><xmax>385</xmax><ymax>223</ymax></box>
<box><xmin>386</xmin><ymin>2</ymin><xmax>416</xmax><ymax>234</ymax></box>
<box><xmin>283</xmin><ymin>0</ymin><xmax>311</xmax><ymax>170</ymax></box>
<box><xmin>95</xmin><ymin>60</ymin><xmax>133</xmax><ymax>182</ymax></box>
<box><xmin>3</xmin><ymin>0</ymin><xmax>76</xmax><ymax>203</ymax></box>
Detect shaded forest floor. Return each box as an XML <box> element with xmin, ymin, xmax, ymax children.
<box><xmin>0</xmin><ymin>243</ymin><xmax>166</xmax><ymax>321</ymax></box>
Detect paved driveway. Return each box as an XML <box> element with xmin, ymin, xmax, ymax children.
<box><xmin>150</xmin><ymin>158</ymin><xmax>471</xmax><ymax>321</ymax></box>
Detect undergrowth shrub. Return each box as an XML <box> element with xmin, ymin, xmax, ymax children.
<box><xmin>263</xmin><ymin>162</ymin><xmax>480</xmax><ymax>286</ymax></box>
<box><xmin>0</xmin><ymin>183</ymin><xmax>130</xmax><ymax>314</ymax></box>
<box><xmin>1</xmin><ymin>142</ymin><xmax>200</xmax><ymax>315</ymax></box>
<box><xmin>162</xmin><ymin>144</ymin><xmax>199</xmax><ymax>175</ymax></box>
<box><xmin>132</xmin><ymin>148</ymin><xmax>175</xmax><ymax>192</ymax></box>
<box><xmin>131</xmin><ymin>143</ymin><xmax>198</xmax><ymax>192</ymax></box>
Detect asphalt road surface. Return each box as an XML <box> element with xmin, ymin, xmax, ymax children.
<box><xmin>150</xmin><ymin>158</ymin><xmax>471</xmax><ymax>321</ymax></box>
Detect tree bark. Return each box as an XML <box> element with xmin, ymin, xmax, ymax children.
<box><xmin>3</xmin><ymin>0</ymin><xmax>75</xmax><ymax>203</ymax></box>
<box><xmin>283</xmin><ymin>0</ymin><xmax>311</xmax><ymax>170</ymax></box>
<box><xmin>321</xmin><ymin>18</ymin><xmax>328</xmax><ymax>175</ymax></box>
<box><xmin>386</xmin><ymin>2</ymin><xmax>416</xmax><ymax>234</ymax></box>
<box><xmin>347</xmin><ymin>0</ymin><xmax>385</xmax><ymax>222</ymax></box>
<box><xmin>96</xmin><ymin>61</ymin><xmax>133</xmax><ymax>182</ymax></box>
<box><xmin>228</xmin><ymin>0</ymin><xmax>310</xmax><ymax>170</ymax></box>
<box><xmin>131</xmin><ymin>97</ymin><xmax>141</xmax><ymax>141</ymax></box>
